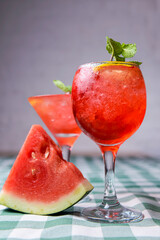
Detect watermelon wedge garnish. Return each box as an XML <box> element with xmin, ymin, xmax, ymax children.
<box><xmin>0</xmin><ymin>125</ymin><xmax>93</xmax><ymax>215</ymax></box>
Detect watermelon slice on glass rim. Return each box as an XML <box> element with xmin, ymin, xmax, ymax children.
<box><xmin>0</xmin><ymin>125</ymin><xmax>93</xmax><ymax>215</ymax></box>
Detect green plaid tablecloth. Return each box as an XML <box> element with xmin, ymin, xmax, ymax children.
<box><xmin>0</xmin><ymin>155</ymin><xmax>160</xmax><ymax>239</ymax></box>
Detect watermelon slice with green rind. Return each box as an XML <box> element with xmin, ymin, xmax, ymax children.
<box><xmin>0</xmin><ymin>125</ymin><xmax>93</xmax><ymax>215</ymax></box>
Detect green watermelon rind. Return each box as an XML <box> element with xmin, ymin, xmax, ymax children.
<box><xmin>0</xmin><ymin>178</ymin><xmax>93</xmax><ymax>215</ymax></box>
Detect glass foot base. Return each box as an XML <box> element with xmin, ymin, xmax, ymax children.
<box><xmin>81</xmin><ymin>205</ymin><xmax>144</xmax><ymax>223</ymax></box>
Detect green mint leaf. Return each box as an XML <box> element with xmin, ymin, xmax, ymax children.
<box><xmin>109</xmin><ymin>38</ymin><xmax>122</xmax><ymax>56</ymax></box>
<box><xmin>121</xmin><ymin>43</ymin><xmax>137</xmax><ymax>58</ymax></box>
<box><xmin>129</xmin><ymin>61</ymin><xmax>142</xmax><ymax>66</ymax></box>
<box><xmin>106</xmin><ymin>36</ymin><xmax>142</xmax><ymax>64</ymax></box>
<box><xmin>106</xmin><ymin>37</ymin><xmax>113</xmax><ymax>55</ymax></box>
<box><xmin>53</xmin><ymin>80</ymin><xmax>72</xmax><ymax>93</ymax></box>
<box><xmin>115</xmin><ymin>55</ymin><xmax>125</xmax><ymax>62</ymax></box>
<box><xmin>106</xmin><ymin>37</ymin><xmax>122</xmax><ymax>60</ymax></box>
<box><xmin>65</xmin><ymin>85</ymin><xmax>72</xmax><ymax>93</ymax></box>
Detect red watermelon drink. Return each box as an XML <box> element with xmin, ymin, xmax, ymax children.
<box><xmin>28</xmin><ymin>94</ymin><xmax>81</xmax><ymax>161</ymax></box>
<box><xmin>72</xmin><ymin>61</ymin><xmax>146</xmax><ymax>223</ymax></box>
<box><xmin>72</xmin><ymin>62</ymin><xmax>146</xmax><ymax>150</ymax></box>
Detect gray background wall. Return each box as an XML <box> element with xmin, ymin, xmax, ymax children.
<box><xmin>0</xmin><ymin>0</ymin><xmax>160</xmax><ymax>157</ymax></box>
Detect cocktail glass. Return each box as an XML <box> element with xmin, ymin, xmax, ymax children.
<box><xmin>72</xmin><ymin>61</ymin><xmax>146</xmax><ymax>223</ymax></box>
<box><xmin>28</xmin><ymin>94</ymin><xmax>81</xmax><ymax>161</ymax></box>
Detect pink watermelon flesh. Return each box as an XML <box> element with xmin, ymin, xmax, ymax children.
<box><xmin>0</xmin><ymin>125</ymin><xmax>93</xmax><ymax>215</ymax></box>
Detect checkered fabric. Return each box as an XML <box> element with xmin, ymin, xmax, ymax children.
<box><xmin>0</xmin><ymin>155</ymin><xmax>160</xmax><ymax>239</ymax></box>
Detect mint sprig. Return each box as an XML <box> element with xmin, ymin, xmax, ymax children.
<box><xmin>106</xmin><ymin>37</ymin><xmax>142</xmax><ymax>65</ymax></box>
<box><xmin>53</xmin><ymin>80</ymin><xmax>72</xmax><ymax>93</ymax></box>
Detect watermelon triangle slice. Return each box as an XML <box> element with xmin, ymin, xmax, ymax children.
<box><xmin>0</xmin><ymin>125</ymin><xmax>93</xmax><ymax>215</ymax></box>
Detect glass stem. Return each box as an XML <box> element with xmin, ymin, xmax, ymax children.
<box><xmin>61</xmin><ymin>145</ymin><xmax>71</xmax><ymax>162</ymax></box>
<box><xmin>101</xmin><ymin>150</ymin><xmax>120</xmax><ymax>209</ymax></box>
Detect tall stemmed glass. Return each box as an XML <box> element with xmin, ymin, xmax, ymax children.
<box><xmin>72</xmin><ymin>61</ymin><xmax>146</xmax><ymax>223</ymax></box>
<box><xmin>28</xmin><ymin>93</ymin><xmax>81</xmax><ymax>161</ymax></box>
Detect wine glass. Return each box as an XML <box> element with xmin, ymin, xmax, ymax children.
<box><xmin>72</xmin><ymin>61</ymin><xmax>146</xmax><ymax>223</ymax></box>
<box><xmin>28</xmin><ymin>93</ymin><xmax>81</xmax><ymax>161</ymax></box>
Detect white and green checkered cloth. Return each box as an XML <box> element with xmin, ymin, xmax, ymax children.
<box><xmin>0</xmin><ymin>155</ymin><xmax>160</xmax><ymax>239</ymax></box>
